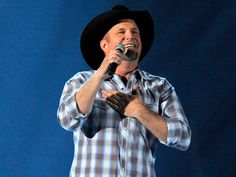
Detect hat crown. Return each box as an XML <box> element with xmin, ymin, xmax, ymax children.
<box><xmin>112</xmin><ymin>5</ymin><xmax>129</xmax><ymax>11</ymax></box>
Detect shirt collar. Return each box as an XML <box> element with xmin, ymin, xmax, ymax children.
<box><xmin>104</xmin><ymin>68</ymin><xmax>147</xmax><ymax>83</ymax></box>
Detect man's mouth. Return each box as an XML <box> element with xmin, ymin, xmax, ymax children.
<box><xmin>124</xmin><ymin>44</ymin><xmax>137</xmax><ymax>49</ymax></box>
<box><xmin>122</xmin><ymin>44</ymin><xmax>139</xmax><ymax>61</ymax></box>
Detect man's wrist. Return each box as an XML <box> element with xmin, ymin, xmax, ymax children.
<box><xmin>133</xmin><ymin>104</ymin><xmax>148</xmax><ymax>120</ymax></box>
<box><xmin>94</xmin><ymin>70</ymin><xmax>106</xmax><ymax>81</ymax></box>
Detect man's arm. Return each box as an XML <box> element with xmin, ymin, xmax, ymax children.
<box><xmin>57</xmin><ymin>70</ymin><xmax>105</xmax><ymax>131</ymax></box>
<box><xmin>58</xmin><ymin>48</ymin><xmax>123</xmax><ymax>131</ymax></box>
<box><xmin>102</xmin><ymin>87</ymin><xmax>191</xmax><ymax>151</ymax></box>
<box><xmin>127</xmin><ymin>97</ymin><xmax>191</xmax><ymax>151</ymax></box>
<box><xmin>75</xmin><ymin>72</ymin><xmax>104</xmax><ymax>115</ymax></box>
<box><xmin>102</xmin><ymin>89</ymin><xmax>167</xmax><ymax>142</ymax></box>
<box><xmin>130</xmin><ymin>103</ymin><xmax>168</xmax><ymax>143</ymax></box>
<box><xmin>75</xmin><ymin>48</ymin><xmax>123</xmax><ymax>114</ymax></box>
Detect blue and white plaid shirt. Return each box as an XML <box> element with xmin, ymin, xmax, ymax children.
<box><xmin>57</xmin><ymin>69</ymin><xmax>191</xmax><ymax>177</ymax></box>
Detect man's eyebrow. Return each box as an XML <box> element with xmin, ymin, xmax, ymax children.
<box><xmin>117</xmin><ymin>28</ymin><xmax>125</xmax><ymax>30</ymax></box>
<box><xmin>116</xmin><ymin>27</ymin><xmax>139</xmax><ymax>31</ymax></box>
<box><xmin>132</xmin><ymin>27</ymin><xmax>139</xmax><ymax>31</ymax></box>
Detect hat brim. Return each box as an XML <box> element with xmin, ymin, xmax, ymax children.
<box><xmin>80</xmin><ymin>7</ymin><xmax>154</xmax><ymax>70</ymax></box>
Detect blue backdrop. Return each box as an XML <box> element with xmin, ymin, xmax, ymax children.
<box><xmin>1</xmin><ymin>0</ymin><xmax>235</xmax><ymax>177</ymax></box>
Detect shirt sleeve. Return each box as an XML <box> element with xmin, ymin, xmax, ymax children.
<box><xmin>57</xmin><ymin>73</ymin><xmax>92</xmax><ymax>131</ymax></box>
<box><xmin>159</xmin><ymin>79</ymin><xmax>191</xmax><ymax>151</ymax></box>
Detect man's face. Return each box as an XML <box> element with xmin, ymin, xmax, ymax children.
<box><xmin>101</xmin><ymin>19</ymin><xmax>142</xmax><ymax>61</ymax></box>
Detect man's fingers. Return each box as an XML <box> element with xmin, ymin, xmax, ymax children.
<box><xmin>106</xmin><ymin>99</ymin><xmax>125</xmax><ymax>116</ymax></box>
<box><xmin>106</xmin><ymin>96</ymin><xmax>120</xmax><ymax>106</ymax></box>
<box><xmin>107</xmin><ymin>94</ymin><xmax>127</xmax><ymax>109</ymax></box>
<box><xmin>101</xmin><ymin>89</ymin><xmax>118</xmax><ymax>99</ymax></box>
<box><xmin>106</xmin><ymin>100</ymin><xmax>122</xmax><ymax>113</ymax></box>
<box><xmin>116</xmin><ymin>92</ymin><xmax>133</xmax><ymax>102</ymax></box>
<box><xmin>105</xmin><ymin>92</ymin><xmax>134</xmax><ymax>116</ymax></box>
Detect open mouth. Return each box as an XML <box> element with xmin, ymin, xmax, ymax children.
<box><xmin>122</xmin><ymin>44</ymin><xmax>139</xmax><ymax>61</ymax></box>
<box><xmin>124</xmin><ymin>44</ymin><xmax>137</xmax><ymax>49</ymax></box>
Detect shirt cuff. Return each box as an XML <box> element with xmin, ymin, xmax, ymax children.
<box><xmin>162</xmin><ymin>117</ymin><xmax>182</xmax><ymax>145</ymax></box>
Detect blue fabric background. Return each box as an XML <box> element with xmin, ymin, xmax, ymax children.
<box><xmin>0</xmin><ymin>0</ymin><xmax>235</xmax><ymax>177</ymax></box>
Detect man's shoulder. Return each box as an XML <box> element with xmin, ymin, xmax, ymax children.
<box><xmin>139</xmin><ymin>69</ymin><xmax>173</xmax><ymax>88</ymax></box>
<box><xmin>139</xmin><ymin>70</ymin><xmax>166</xmax><ymax>82</ymax></box>
<box><xmin>74</xmin><ymin>70</ymin><xmax>95</xmax><ymax>77</ymax></box>
<box><xmin>70</xmin><ymin>70</ymin><xmax>95</xmax><ymax>78</ymax></box>
<box><xmin>65</xmin><ymin>70</ymin><xmax>95</xmax><ymax>83</ymax></box>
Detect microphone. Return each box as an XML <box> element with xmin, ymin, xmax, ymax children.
<box><xmin>107</xmin><ymin>44</ymin><xmax>125</xmax><ymax>76</ymax></box>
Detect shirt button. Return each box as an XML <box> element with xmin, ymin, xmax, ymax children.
<box><xmin>124</xmin><ymin>127</ymin><xmax>127</xmax><ymax>130</ymax></box>
<box><xmin>122</xmin><ymin>168</ymin><xmax>125</xmax><ymax>171</ymax></box>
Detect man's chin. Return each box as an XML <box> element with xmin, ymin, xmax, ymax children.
<box><xmin>123</xmin><ymin>50</ymin><xmax>139</xmax><ymax>61</ymax></box>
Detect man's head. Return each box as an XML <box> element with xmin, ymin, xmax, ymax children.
<box><xmin>100</xmin><ymin>19</ymin><xmax>142</xmax><ymax>71</ymax></box>
<box><xmin>80</xmin><ymin>5</ymin><xmax>154</xmax><ymax>70</ymax></box>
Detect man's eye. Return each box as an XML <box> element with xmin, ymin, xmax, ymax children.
<box><xmin>117</xmin><ymin>31</ymin><xmax>124</xmax><ymax>34</ymax></box>
<box><xmin>132</xmin><ymin>31</ymin><xmax>139</xmax><ymax>34</ymax></box>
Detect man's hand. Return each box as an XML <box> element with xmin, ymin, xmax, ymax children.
<box><xmin>102</xmin><ymin>87</ymin><xmax>168</xmax><ymax>142</ymax></box>
<box><xmin>101</xmin><ymin>87</ymin><xmax>144</xmax><ymax>118</ymax></box>
<box><xmin>96</xmin><ymin>49</ymin><xmax>123</xmax><ymax>80</ymax></box>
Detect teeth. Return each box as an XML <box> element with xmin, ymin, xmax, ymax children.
<box><xmin>125</xmin><ymin>44</ymin><xmax>135</xmax><ymax>48</ymax></box>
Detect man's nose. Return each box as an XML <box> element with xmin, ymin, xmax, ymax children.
<box><xmin>125</xmin><ymin>31</ymin><xmax>135</xmax><ymax>40</ymax></box>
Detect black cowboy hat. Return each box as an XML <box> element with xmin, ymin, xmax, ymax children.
<box><xmin>80</xmin><ymin>5</ymin><xmax>155</xmax><ymax>70</ymax></box>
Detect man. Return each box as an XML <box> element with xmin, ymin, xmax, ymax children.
<box><xmin>57</xmin><ymin>5</ymin><xmax>191</xmax><ymax>177</ymax></box>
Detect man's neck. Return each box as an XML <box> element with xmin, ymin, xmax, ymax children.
<box><xmin>116</xmin><ymin>70</ymin><xmax>133</xmax><ymax>80</ymax></box>
<box><xmin>116</xmin><ymin>66</ymin><xmax>138</xmax><ymax>80</ymax></box>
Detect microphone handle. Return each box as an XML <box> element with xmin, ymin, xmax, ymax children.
<box><xmin>107</xmin><ymin>62</ymin><xmax>118</xmax><ymax>76</ymax></box>
<box><xmin>106</xmin><ymin>44</ymin><xmax>125</xmax><ymax>76</ymax></box>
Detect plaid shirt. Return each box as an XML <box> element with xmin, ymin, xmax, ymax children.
<box><xmin>57</xmin><ymin>69</ymin><xmax>191</xmax><ymax>177</ymax></box>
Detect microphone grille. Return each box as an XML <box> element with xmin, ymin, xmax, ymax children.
<box><xmin>116</xmin><ymin>44</ymin><xmax>125</xmax><ymax>53</ymax></box>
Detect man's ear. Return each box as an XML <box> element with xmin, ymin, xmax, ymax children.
<box><xmin>100</xmin><ymin>39</ymin><xmax>108</xmax><ymax>52</ymax></box>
